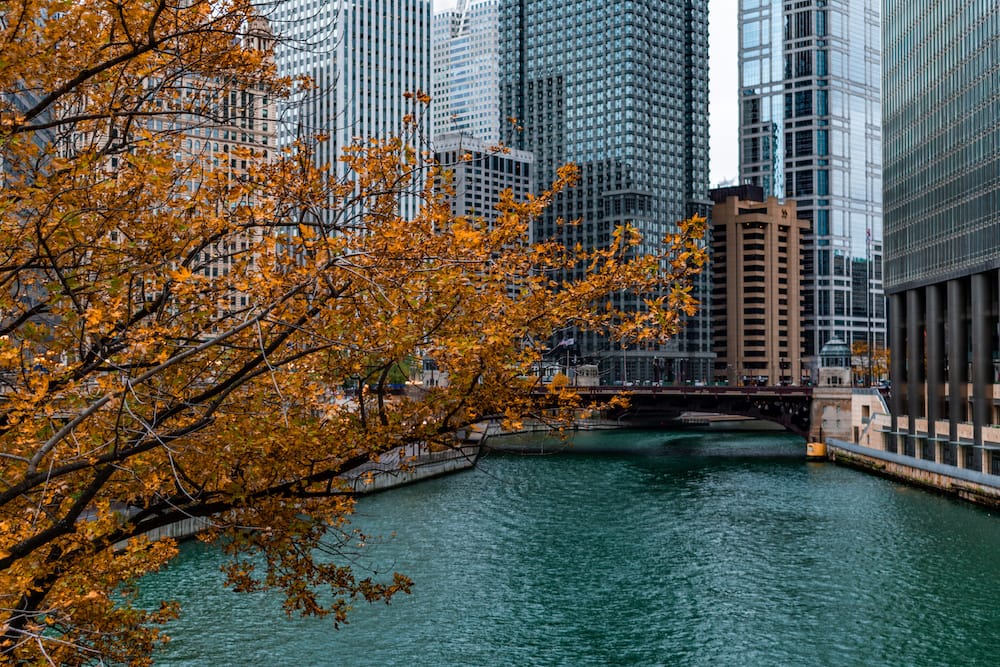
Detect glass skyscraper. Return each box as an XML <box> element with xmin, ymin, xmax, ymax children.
<box><xmin>499</xmin><ymin>0</ymin><xmax>711</xmax><ymax>384</ymax></box>
<box><xmin>738</xmin><ymin>0</ymin><xmax>885</xmax><ymax>373</ymax></box>
<box><xmin>883</xmin><ymin>1</ymin><xmax>1000</xmax><ymax>476</ymax></box>
<box><xmin>432</xmin><ymin>0</ymin><xmax>501</xmax><ymax>143</ymax></box>
<box><xmin>269</xmin><ymin>0</ymin><xmax>431</xmax><ymax>218</ymax></box>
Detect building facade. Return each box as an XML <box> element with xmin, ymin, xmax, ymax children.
<box><xmin>710</xmin><ymin>185</ymin><xmax>807</xmax><ymax>386</ymax></box>
<box><xmin>270</xmin><ymin>0</ymin><xmax>431</xmax><ymax>217</ymax></box>
<box><xmin>500</xmin><ymin>0</ymin><xmax>711</xmax><ymax>384</ymax></box>
<box><xmin>738</xmin><ymin>0</ymin><xmax>885</xmax><ymax>370</ymax></box>
<box><xmin>883</xmin><ymin>1</ymin><xmax>1000</xmax><ymax>475</ymax></box>
<box><xmin>432</xmin><ymin>0</ymin><xmax>501</xmax><ymax>143</ymax></box>
<box><xmin>434</xmin><ymin>133</ymin><xmax>533</xmax><ymax>224</ymax></box>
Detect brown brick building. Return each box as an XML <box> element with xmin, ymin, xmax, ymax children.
<box><xmin>710</xmin><ymin>185</ymin><xmax>808</xmax><ymax>386</ymax></box>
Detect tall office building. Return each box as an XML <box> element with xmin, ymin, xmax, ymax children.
<box><xmin>434</xmin><ymin>133</ymin><xmax>533</xmax><ymax>220</ymax></box>
<box><xmin>883</xmin><ymin>2</ymin><xmax>1000</xmax><ymax>475</ymax></box>
<box><xmin>432</xmin><ymin>0</ymin><xmax>501</xmax><ymax>143</ymax></box>
<box><xmin>500</xmin><ymin>0</ymin><xmax>711</xmax><ymax>384</ymax></box>
<box><xmin>269</xmin><ymin>0</ymin><xmax>431</xmax><ymax>216</ymax></box>
<box><xmin>709</xmin><ymin>185</ymin><xmax>807</xmax><ymax>387</ymax></box>
<box><xmin>738</xmin><ymin>0</ymin><xmax>885</xmax><ymax>373</ymax></box>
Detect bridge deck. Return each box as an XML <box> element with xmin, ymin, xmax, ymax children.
<box><xmin>572</xmin><ymin>385</ymin><xmax>814</xmax><ymax>398</ymax></box>
<box><xmin>534</xmin><ymin>385</ymin><xmax>816</xmax><ymax>438</ymax></box>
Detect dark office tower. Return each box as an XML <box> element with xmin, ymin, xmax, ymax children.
<box><xmin>883</xmin><ymin>2</ymin><xmax>1000</xmax><ymax>475</ymax></box>
<box><xmin>500</xmin><ymin>0</ymin><xmax>711</xmax><ymax>384</ymax></box>
<box><xmin>738</xmin><ymin>0</ymin><xmax>885</xmax><ymax>376</ymax></box>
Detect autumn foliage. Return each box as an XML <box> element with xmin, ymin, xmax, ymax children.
<box><xmin>0</xmin><ymin>0</ymin><xmax>706</xmax><ymax>663</ymax></box>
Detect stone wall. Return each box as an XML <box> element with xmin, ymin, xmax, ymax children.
<box><xmin>343</xmin><ymin>444</ymin><xmax>480</xmax><ymax>494</ymax></box>
<box><xmin>828</xmin><ymin>439</ymin><xmax>1000</xmax><ymax>509</ymax></box>
<box><xmin>809</xmin><ymin>386</ymin><xmax>853</xmax><ymax>441</ymax></box>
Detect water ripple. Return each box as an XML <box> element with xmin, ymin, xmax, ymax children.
<box><xmin>142</xmin><ymin>430</ymin><xmax>1000</xmax><ymax>666</ymax></box>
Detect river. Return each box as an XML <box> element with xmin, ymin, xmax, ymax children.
<box><xmin>139</xmin><ymin>429</ymin><xmax>1000</xmax><ymax>666</ymax></box>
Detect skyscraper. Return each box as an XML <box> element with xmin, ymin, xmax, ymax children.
<box><xmin>500</xmin><ymin>0</ymin><xmax>711</xmax><ymax>384</ymax></box>
<box><xmin>432</xmin><ymin>0</ymin><xmax>501</xmax><ymax>143</ymax></box>
<box><xmin>883</xmin><ymin>1</ymin><xmax>1000</xmax><ymax>475</ymax></box>
<box><xmin>434</xmin><ymin>133</ymin><xmax>533</xmax><ymax>222</ymax></box>
<box><xmin>269</xmin><ymin>0</ymin><xmax>431</xmax><ymax>216</ymax></box>
<box><xmin>738</xmin><ymin>0</ymin><xmax>885</xmax><ymax>373</ymax></box>
<box><xmin>709</xmin><ymin>185</ymin><xmax>807</xmax><ymax>387</ymax></box>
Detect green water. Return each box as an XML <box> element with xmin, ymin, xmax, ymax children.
<box><xmin>140</xmin><ymin>430</ymin><xmax>1000</xmax><ymax>665</ymax></box>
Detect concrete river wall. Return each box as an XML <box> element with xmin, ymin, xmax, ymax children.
<box><xmin>827</xmin><ymin>439</ymin><xmax>1000</xmax><ymax>509</ymax></box>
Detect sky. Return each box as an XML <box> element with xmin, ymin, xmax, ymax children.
<box><xmin>707</xmin><ymin>1</ymin><xmax>739</xmax><ymax>186</ymax></box>
<box><xmin>432</xmin><ymin>0</ymin><xmax>741</xmax><ymax>186</ymax></box>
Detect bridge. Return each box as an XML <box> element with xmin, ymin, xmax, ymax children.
<box><xmin>564</xmin><ymin>385</ymin><xmax>817</xmax><ymax>439</ymax></box>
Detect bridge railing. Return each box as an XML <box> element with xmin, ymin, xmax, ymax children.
<box><xmin>560</xmin><ymin>385</ymin><xmax>814</xmax><ymax>397</ymax></box>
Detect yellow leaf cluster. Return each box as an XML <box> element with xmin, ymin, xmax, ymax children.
<box><xmin>0</xmin><ymin>1</ymin><xmax>706</xmax><ymax>663</ymax></box>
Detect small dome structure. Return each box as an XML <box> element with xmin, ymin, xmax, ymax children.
<box><xmin>818</xmin><ymin>337</ymin><xmax>852</xmax><ymax>386</ymax></box>
<box><xmin>819</xmin><ymin>337</ymin><xmax>851</xmax><ymax>368</ymax></box>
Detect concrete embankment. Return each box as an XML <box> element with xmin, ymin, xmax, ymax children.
<box><xmin>138</xmin><ymin>441</ymin><xmax>481</xmax><ymax>542</ymax></box>
<box><xmin>141</xmin><ymin>418</ymin><xmax>623</xmax><ymax>541</ymax></box>
<box><xmin>138</xmin><ymin>516</ymin><xmax>213</xmax><ymax>543</ymax></box>
<box><xmin>827</xmin><ymin>439</ymin><xmax>1000</xmax><ymax>509</ymax></box>
<box><xmin>342</xmin><ymin>442</ymin><xmax>480</xmax><ymax>494</ymax></box>
<box><xmin>284</xmin><ymin>414</ymin><xmax>621</xmax><ymax>494</ymax></box>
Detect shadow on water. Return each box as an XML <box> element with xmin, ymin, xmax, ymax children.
<box><xmin>486</xmin><ymin>427</ymin><xmax>806</xmax><ymax>462</ymax></box>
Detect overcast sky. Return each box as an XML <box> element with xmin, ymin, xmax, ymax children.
<box><xmin>431</xmin><ymin>0</ymin><xmax>740</xmax><ymax>186</ymax></box>
<box><xmin>708</xmin><ymin>1</ymin><xmax>739</xmax><ymax>186</ymax></box>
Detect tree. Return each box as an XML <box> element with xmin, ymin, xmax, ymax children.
<box><xmin>872</xmin><ymin>346</ymin><xmax>890</xmax><ymax>383</ymax></box>
<box><xmin>851</xmin><ymin>340</ymin><xmax>870</xmax><ymax>385</ymax></box>
<box><xmin>0</xmin><ymin>1</ymin><xmax>707</xmax><ymax>663</ymax></box>
<box><xmin>851</xmin><ymin>341</ymin><xmax>889</xmax><ymax>385</ymax></box>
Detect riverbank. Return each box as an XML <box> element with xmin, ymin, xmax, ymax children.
<box><xmin>342</xmin><ymin>442</ymin><xmax>480</xmax><ymax>494</ymax></box>
<box><xmin>141</xmin><ymin>415</ymin><xmax>630</xmax><ymax>541</ymax></box>
<box><xmin>138</xmin><ymin>442</ymin><xmax>482</xmax><ymax>543</ymax></box>
<box><xmin>827</xmin><ymin>438</ymin><xmax>1000</xmax><ymax>510</ymax></box>
<box><xmin>343</xmin><ymin>415</ymin><xmax>625</xmax><ymax>488</ymax></box>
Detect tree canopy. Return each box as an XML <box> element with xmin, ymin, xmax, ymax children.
<box><xmin>0</xmin><ymin>0</ymin><xmax>706</xmax><ymax>663</ymax></box>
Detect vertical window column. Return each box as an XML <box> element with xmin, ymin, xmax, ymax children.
<box><xmin>889</xmin><ymin>292</ymin><xmax>906</xmax><ymax>454</ymax></box>
<box><xmin>926</xmin><ymin>283</ymin><xmax>944</xmax><ymax>462</ymax></box>
<box><xmin>905</xmin><ymin>289</ymin><xmax>925</xmax><ymax>458</ymax></box>
<box><xmin>947</xmin><ymin>278</ymin><xmax>968</xmax><ymax>452</ymax></box>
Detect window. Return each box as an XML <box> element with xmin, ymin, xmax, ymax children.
<box><xmin>794</xmin><ymin>11</ymin><xmax>812</xmax><ymax>38</ymax></box>
<box><xmin>794</xmin><ymin>130</ymin><xmax>813</xmax><ymax>156</ymax></box>
<box><xmin>817</xmin><ymin>89</ymin><xmax>828</xmax><ymax>116</ymax></box>
<box><xmin>816</xmin><ymin>209</ymin><xmax>829</xmax><ymax>235</ymax></box>
<box><xmin>794</xmin><ymin>51</ymin><xmax>812</xmax><ymax>77</ymax></box>
<box><xmin>795</xmin><ymin>170</ymin><xmax>813</xmax><ymax>196</ymax></box>
<box><xmin>816</xmin><ymin>9</ymin><xmax>827</xmax><ymax>37</ymax></box>
<box><xmin>817</xmin><ymin>129</ymin><xmax>829</xmax><ymax>156</ymax></box>
<box><xmin>743</xmin><ymin>19</ymin><xmax>761</xmax><ymax>48</ymax></box>
<box><xmin>794</xmin><ymin>91</ymin><xmax>812</xmax><ymax>117</ymax></box>
<box><xmin>817</xmin><ymin>170</ymin><xmax>829</xmax><ymax>196</ymax></box>
<box><xmin>816</xmin><ymin>49</ymin><xmax>828</xmax><ymax>76</ymax></box>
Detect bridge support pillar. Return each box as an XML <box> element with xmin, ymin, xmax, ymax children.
<box><xmin>809</xmin><ymin>386</ymin><xmax>853</xmax><ymax>443</ymax></box>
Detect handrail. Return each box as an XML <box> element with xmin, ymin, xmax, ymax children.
<box><xmin>858</xmin><ymin>412</ymin><xmax>890</xmax><ymax>443</ymax></box>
